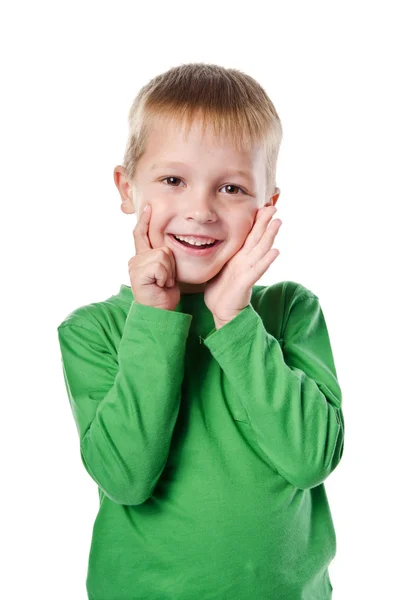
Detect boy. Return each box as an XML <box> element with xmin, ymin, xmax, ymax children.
<box><xmin>57</xmin><ymin>62</ymin><xmax>344</xmax><ymax>599</ymax></box>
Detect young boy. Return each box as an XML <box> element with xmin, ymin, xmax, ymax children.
<box><xmin>57</xmin><ymin>62</ymin><xmax>344</xmax><ymax>599</ymax></box>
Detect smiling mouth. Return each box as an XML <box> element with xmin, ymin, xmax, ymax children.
<box><xmin>168</xmin><ymin>234</ymin><xmax>223</xmax><ymax>254</ymax></box>
<box><xmin>170</xmin><ymin>235</ymin><xmax>217</xmax><ymax>248</ymax></box>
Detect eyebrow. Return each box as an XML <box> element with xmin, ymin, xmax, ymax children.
<box><xmin>150</xmin><ymin>161</ymin><xmax>253</xmax><ymax>182</ymax></box>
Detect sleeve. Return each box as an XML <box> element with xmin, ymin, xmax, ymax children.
<box><xmin>57</xmin><ymin>301</ymin><xmax>192</xmax><ymax>505</ymax></box>
<box><xmin>203</xmin><ymin>292</ymin><xmax>344</xmax><ymax>490</ymax></box>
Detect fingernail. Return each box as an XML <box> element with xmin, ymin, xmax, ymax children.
<box><xmin>143</xmin><ymin>204</ymin><xmax>149</xmax><ymax>212</ymax></box>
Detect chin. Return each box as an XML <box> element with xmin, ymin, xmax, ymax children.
<box><xmin>177</xmin><ymin>275</ymin><xmax>209</xmax><ymax>285</ymax></box>
<box><xmin>177</xmin><ymin>265</ymin><xmax>220</xmax><ymax>285</ymax></box>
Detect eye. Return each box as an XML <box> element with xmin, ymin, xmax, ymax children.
<box><xmin>219</xmin><ymin>184</ymin><xmax>246</xmax><ymax>195</ymax></box>
<box><xmin>161</xmin><ymin>176</ymin><xmax>184</xmax><ymax>187</ymax></box>
<box><xmin>161</xmin><ymin>177</ymin><xmax>246</xmax><ymax>195</ymax></box>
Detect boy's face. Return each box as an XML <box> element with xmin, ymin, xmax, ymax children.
<box><xmin>115</xmin><ymin>116</ymin><xmax>280</xmax><ymax>294</ymax></box>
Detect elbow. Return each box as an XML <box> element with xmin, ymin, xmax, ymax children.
<box><xmin>289</xmin><ymin>469</ymin><xmax>331</xmax><ymax>491</ymax></box>
<box><xmin>110</xmin><ymin>470</ymin><xmax>165</xmax><ymax>506</ymax></box>
<box><xmin>103</xmin><ymin>476</ymin><xmax>159</xmax><ymax>506</ymax></box>
<box><xmin>288</xmin><ymin>463</ymin><xmax>338</xmax><ymax>491</ymax></box>
<box><xmin>79</xmin><ymin>447</ymin><xmax>155</xmax><ymax>506</ymax></box>
<box><xmin>88</xmin><ymin>475</ymin><xmax>155</xmax><ymax>507</ymax></box>
<box><xmin>99</xmin><ymin>475</ymin><xmax>155</xmax><ymax>505</ymax></box>
<box><xmin>290</xmin><ymin>422</ymin><xmax>345</xmax><ymax>491</ymax></box>
<box><xmin>104</xmin><ymin>488</ymin><xmax>154</xmax><ymax>506</ymax></box>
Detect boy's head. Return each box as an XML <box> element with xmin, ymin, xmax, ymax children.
<box><xmin>114</xmin><ymin>63</ymin><xmax>282</xmax><ymax>294</ymax></box>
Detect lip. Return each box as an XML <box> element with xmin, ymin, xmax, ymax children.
<box><xmin>168</xmin><ymin>234</ymin><xmax>223</xmax><ymax>256</ymax></box>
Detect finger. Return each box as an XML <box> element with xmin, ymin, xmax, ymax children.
<box><xmin>250</xmin><ymin>218</ymin><xmax>282</xmax><ymax>262</ymax></box>
<box><xmin>244</xmin><ymin>249</ymin><xmax>280</xmax><ymax>288</ymax></box>
<box><xmin>244</xmin><ymin>206</ymin><xmax>278</xmax><ymax>251</ymax></box>
<box><xmin>133</xmin><ymin>204</ymin><xmax>152</xmax><ymax>254</ymax></box>
<box><xmin>254</xmin><ymin>248</ymin><xmax>280</xmax><ymax>274</ymax></box>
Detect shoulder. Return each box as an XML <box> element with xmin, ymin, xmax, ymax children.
<box><xmin>249</xmin><ymin>280</ymin><xmax>319</xmax><ymax>341</ymax></box>
<box><xmin>57</xmin><ymin>304</ymin><xmax>100</xmax><ymax>333</ymax></box>
<box><xmin>57</xmin><ymin>293</ymin><xmax>120</xmax><ymax>334</ymax></box>
<box><xmin>253</xmin><ymin>279</ymin><xmax>319</xmax><ymax>309</ymax></box>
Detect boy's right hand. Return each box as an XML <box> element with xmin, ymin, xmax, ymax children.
<box><xmin>128</xmin><ymin>204</ymin><xmax>181</xmax><ymax>311</ymax></box>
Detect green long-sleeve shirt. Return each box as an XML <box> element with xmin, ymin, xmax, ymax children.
<box><xmin>57</xmin><ymin>280</ymin><xmax>344</xmax><ymax>600</ymax></box>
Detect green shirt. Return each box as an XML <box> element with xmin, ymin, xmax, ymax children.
<box><xmin>57</xmin><ymin>280</ymin><xmax>344</xmax><ymax>599</ymax></box>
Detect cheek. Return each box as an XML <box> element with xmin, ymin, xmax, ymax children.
<box><xmin>231</xmin><ymin>218</ymin><xmax>253</xmax><ymax>246</ymax></box>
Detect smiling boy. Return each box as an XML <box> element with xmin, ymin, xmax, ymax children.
<box><xmin>57</xmin><ymin>63</ymin><xmax>344</xmax><ymax>599</ymax></box>
<box><xmin>115</xmin><ymin>111</ymin><xmax>283</xmax><ymax>329</ymax></box>
<box><xmin>115</xmin><ymin>107</ymin><xmax>281</xmax><ymax>300</ymax></box>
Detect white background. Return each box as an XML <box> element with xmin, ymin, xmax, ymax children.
<box><xmin>2</xmin><ymin>1</ymin><xmax>396</xmax><ymax>598</ymax></box>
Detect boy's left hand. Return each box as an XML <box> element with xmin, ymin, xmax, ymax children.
<box><xmin>204</xmin><ymin>205</ymin><xmax>282</xmax><ymax>326</ymax></box>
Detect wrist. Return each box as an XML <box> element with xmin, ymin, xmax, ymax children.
<box><xmin>213</xmin><ymin>312</ymin><xmax>242</xmax><ymax>330</ymax></box>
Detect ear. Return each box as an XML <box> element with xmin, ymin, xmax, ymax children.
<box><xmin>264</xmin><ymin>187</ymin><xmax>281</xmax><ymax>207</ymax></box>
<box><xmin>113</xmin><ymin>165</ymin><xmax>135</xmax><ymax>215</ymax></box>
<box><xmin>271</xmin><ymin>186</ymin><xmax>281</xmax><ymax>206</ymax></box>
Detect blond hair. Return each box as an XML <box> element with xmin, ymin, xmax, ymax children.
<box><xmin>122</xmin><ymin>62</ymin><xmax>283</xmax><ymax>200</ymax></box>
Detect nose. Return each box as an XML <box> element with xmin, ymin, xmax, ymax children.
<box><xmin>182</xmin><ymin>191</ymin><xmax>217</xmax><ymax>223</ymax></box>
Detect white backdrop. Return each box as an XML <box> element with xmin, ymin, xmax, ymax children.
<box><xmin>2</xmin><ymin>1</ymin><xmax>396</xmax><ymax>598</ymax></box>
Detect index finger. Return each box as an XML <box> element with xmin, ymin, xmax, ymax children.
<box><xmin>133</xmin><ymin>204</ymin><xmax>153</xmax><ymax>254</ymax></box>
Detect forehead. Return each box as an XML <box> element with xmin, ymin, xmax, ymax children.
<box><xmin>143</xmin><ymin>115</ymin><xmax>264</xmax><ymax>172</ymax></box>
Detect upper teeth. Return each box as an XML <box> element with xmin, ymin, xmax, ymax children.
<box><xmin>174</xmin><ymin>235</ymin><xmax>216</xmax><ymax>246</ymax></box>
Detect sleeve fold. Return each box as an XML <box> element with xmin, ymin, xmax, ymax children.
<box><xmin>203</xmin><ymin>294</ymin><xmax>344</xmax><ymax>490</ymax></box>
<box><xmin>57</xmin><ymin>301</ymin><xmax>192</xmax><ymax>505</ymax></box>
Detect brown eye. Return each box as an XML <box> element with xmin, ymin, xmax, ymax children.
<box><xmin>162</xmin><ymin>176</ymin><xmax>183</xmax><ymax>186</ymax></box>
<box><xmin>220</xmin><ymin>184</ymin><xmax>245</xmax><ymax>195</ymax></box>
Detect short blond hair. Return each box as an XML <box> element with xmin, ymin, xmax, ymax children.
<box><xmin>122</xmin><ymin>62</ymin><xmax>283</xmax><ymax>199</ymax></box>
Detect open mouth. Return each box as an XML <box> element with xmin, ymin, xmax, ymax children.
<box><xmin>168</xmin><ymin>234</ymin><xmax>223</xmax><ymax>255</ymax></box>
<box><xmin>171</xmin><ymin>235</ymin><xmax>217</xmax><ymax>248</ymax></box>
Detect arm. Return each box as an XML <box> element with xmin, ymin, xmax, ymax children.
<box><xmin>57</xmin><ymin>301</ymin><xmax>192</xmax><ymax>505</ymax></box>
<box><xmin>204</xmin><ymin>292</ymin><xmax>344</xmax><ymax>490</ymax></box>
